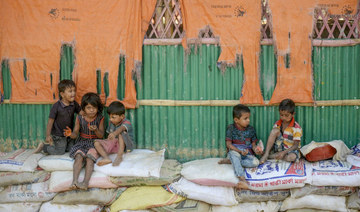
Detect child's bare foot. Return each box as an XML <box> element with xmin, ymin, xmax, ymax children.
<box><xmin>259</xmin><ymin>154</ymin><xmax>268</xmax><ymax>164</ymax></box>
<box><xmin>218</xmin><ymin>158</ymin><xmax>231</xmax><ymax>164</ymax></box>
<box><xmin>78</xmin><ymin>182</ymin><xmax>88</xmax><ymax>190</ymax></box>
<box><xmin>34</xmin><ymin>142</ymin><xmax>44</xmax><ymax>153</ymax></box>
<box><xmin>112</xmin><ymin>156</ymin><xmax>123</xmax><ymax>166</ymax></box>
<box><xmin>69</xmin><ymin>182</ymin><xmax>78</xmax><ymax>190</ymax></box>
<box><xmin>236</xmin><ymin>177</ymin><xmax>249</xmax><ymax>189</ymax></box>
<box><xmin>97</xmin><ymin>158</ymin><xmax>112</xmax><ymax>166</ymax></box>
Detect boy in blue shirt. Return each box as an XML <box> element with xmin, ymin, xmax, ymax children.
<box><xmin>220</xmin><ymin>104</ymin><xmax>262</xmax><ymax>189</ymax></box>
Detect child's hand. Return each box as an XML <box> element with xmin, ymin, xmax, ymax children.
<box><xmin>89</xmin><ymin>125</ymin><xmax>97</xmax><ymax>131</ymax></box>
<box><xmin>45</xmin><ymin>136</ymin><xmax>54</xmax><ymax>145</ymax></box>
<box><xmin>275</xmin><ymin>151</ymin><xmax>286</xmax><ymax>160</ymax></box>
<box><xmin>253</xmin><ymin>146</ymin><xmax>263</xmax><ymax>155</ymax></box>
<box><xmin>240</xmin><ymin>149</ymin><xmax>248</xmax><ymax>156</ymax></box>
<box><xmin>108</xmin><ymin>132</ymin><xmax>116</xmax><ymax>140</ymax></box>
<box><xmin>63</xmin><ymin>126</ymin><xmax>72</xmax><ymax>137</ymax></box>
<box><xmin>253</xmin><ymin>140</ymin><xmax>264</xmax><ymax>155</ymax></box>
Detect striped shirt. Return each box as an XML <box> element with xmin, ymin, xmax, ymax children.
<box><xmin>273</xmin><ymin>117</ymin><xmax>302</xmax><ymax>149</ymax></box>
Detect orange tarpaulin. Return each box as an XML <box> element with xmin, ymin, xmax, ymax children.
<box><xmin>1</xmin><ymin>0</ymin><xmax>358</xmax><ymax>106</ymax></box>
<box><xmin>269</xmin><ymin>0</ymin><xmax>358</xmax><ymax>104</ymax></box>
<box><xmin>0</xmin><ymin>0</ymin><xmax>156</xmax><ymax>108</ymax></box>
<box><xmin>180</xmin><ymin>0</ymin><xmax>264</xmax><ymax>104</ymax></box>
<box><xmin>180</xmin><ymin>0</ymin><xmax>358</xmax><ymax>104</ymax></box>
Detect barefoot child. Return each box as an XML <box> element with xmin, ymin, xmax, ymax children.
<box><xmin>221</xmin><ymin>104</ymin><xmax>262</xmax><ymax>189</ymax></box>
<box><xmin>260</xmin><ymin>99</ymin><xmax>302</xmax><ymax>164</ymax></box>
<box><xmin>34</xmin><ymin>80</ymin><xmax>80</xmax><ymax>154</ymax></box>
<box><xmin>94</xmin><ymin>101</ymin><xmax>134</xmax><ymax>166</ymax></box>
<box><xmin>67</xmin><ymin>92</ymin><xmax>104</xmax><ymax>190</ymax></box>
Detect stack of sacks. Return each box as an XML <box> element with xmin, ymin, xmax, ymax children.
<box><xmin>39</xmin><ymin>149</ymin><xmax>181</xmax><ymax>211</ymax></box>
<box><xmin>164</xmin><ymin>158</ymin><xmax>311</xmax><ymax>211</ymax></box>
<box><xmin>37</xmin><ymin>152</ymin><xmax>123</xmax><ymax>210</ymax></box>
<box><xmin>39</xmin><ymin>153</ymin><xmax>118</xmax><ymax>192</ymax></box>
<box><xmin>347</xmin><ymin>143</ymin><xmax>360</xmax><ymax>167</ymax></box>
<box><xmin>165</xmin><ymin>158</ymin><xmax>238</xmax><ymax>206</ymax></box>
<box><xmin>231</xmin><ymin>158</ymin><xmax>311</xmax><ymax>211</ymax></box>
<box><xmin>279</xmin><ymin>140</ymin><xmax>360</xmax><ymax>211</ymax></box>
<box><xmin>284</xmin><ymin>160</ymin><xmax>360</xmax><ymax>212</ymax></box>
<box><xmin>92</xmin><ymin>149</ymin><xmax>187</xmax><ymax>212</ymax></box>
<box><xmin>0</xmin><ymin>148</ymin><xmax>183</xmax><ymax>211</ymax></box>
<box><xmin>0</xmin><ymin>149</ymin><xmax>51</xmax><ymax>211</ymax></box>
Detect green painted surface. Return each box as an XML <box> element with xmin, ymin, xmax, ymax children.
<box><xmin>60</xmin><ymin>45</ymin><xmax>74</xmax><ymax>80</ymax></box>
<box><xmin>139</xmin><ymin>45</ymin><xmax>244</xmax><ymax>100</ymax></box>
<box><xmin>117</xmin><ymin>56</ymin><xmax>125</xmax><ymax>100</ymax></box>
<box><xmin>260</xmin><ymin>45</ymin><xmax>277</xmax><ymax>101</ymax></box>
<box><xmin>1</xmin><ymin>60</ymin><xmax>11</xmax><ymax>99</ymax></box>
<box><xmin>313</xmin><ymin>45</ymin><xmax>360</xmax><ymax>100</ymax></box>
<box><xmin>0</xmin><ymin>44</ymin><xmax>359</xmax><ymax>162</ymax></box>
<box><xmin>0</xmin><ymin>104</ymin><xmax>51</xmax><ymax>151</ymax></box>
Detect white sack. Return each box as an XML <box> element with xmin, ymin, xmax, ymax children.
<box><xmin>94</xmin><ymin>149</ymin><xmax>165</xmax><ymax>177</ymax></box>
<box><xmin>38</xmin><ymin>153</ymin><xmax>73</xmax><ymax>171</ymax></box>
<box><xmin>0</xmin><ymin>149</ymin><xmax>43</xmax><ymax>172</ymax></box>
<box><xmin>110</xmin><ymin>159</ymin><xmax>181</xmax><ymax>186</ymax></box>
<box><xmin>310</xmin><ymin>160</ymin><xmax>360</xmax><ymax>186</ymax></box>
<box><xmin>49</xmin><ymin>170</ymin><xmax>117</xmax><ymax>192</ymax></box>
<box><xmin>39</xmin><ymin>201</ymin><xmax>103</xmax><ymax>212</ymax></box>
<box><xmin>290</xmin><ymin>184</ymin><xmax>356</xmax><ymax>198</ymax></box>
<box><xmin>235</xmin><ymin>189</ymin><xmax>289</xmax><ymax>202</ymax></box>
<box><xmin>300</xmin><ymin>140</ymin><xmax>350</xmax><ymax>161</ymax></box>
<box><xmin>52</xmin><ymin>187</ymin><xmax>126</xmax><ymax>205</ymax></box>
<box><xmin>151</xmin><ymin>199</ymin><xmax>210</xmax><ymax>212</ymax></box>
<box><xmin>165</xmin><ymin>177</ymin><xmax>237</xmax><ymax>206</ymax></box>
<box><xmin>347</xmin><ymin>143</ymin><xmax>360</xmax><ymax>167</ymax></box>
<box><xmin>245</xmin><ymin>159</ymin><xmax>312</xmax><ymax>191</ymax></box>
<box><xmin>181</xmin><ymin>158</ymin><xmax>238</xmax><ymax>187</ymax></box>
<box><xmin>0</xmin><ymin>171</ymin><xmax>50</xmax><ymax>187</ymax></box>
<box><xmin>347</xmin><ymin>155</ymin><xmax>360</xmax><ymax>167</ymax></box>
<box><xmin>211</xmin><ymin>201</ymin><xmax>281</xmax><ymax>212</ymax></box>
<box><xmin>0</xmin><ymin>202</ymin><xmax>41</xmax><ymax>212</ymax></box>
<box><xmin>280</xmin><ymin>194</ymin><xmax>347</xmax><ymax>212</ymax></box>
<box><xmin>0</xmin><ymin>180</ymin><xmax>56</xmax><ymax>203</ymax></box>
<box><xmin>348</xmin><ymin>189</ymin><xmax>360</xmax><ymax>209</ymax></box>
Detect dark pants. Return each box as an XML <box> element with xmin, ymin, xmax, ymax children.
<box><xmin>121</xmin><ymin>132</ymin><xmax>134</xmax><ymax>152</ymax></box>
<box><xmin>43</xmin><ymin>135</ymin><xmax>74</xmax><ymax>155</ymax></box>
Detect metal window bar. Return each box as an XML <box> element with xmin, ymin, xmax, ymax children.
<box><xmin>145</xmin><ymin>0</ymin><xmax>360</xmax><ymax>40</ymax></box>
<box><xmin>261</xmin><ymin>0</ymin><xmax>273</xmax><ymax>40</ymax></box>
<box><xmin>145</xmin><ymin>0</ymin><xmax>183</xmax><ymax>39</ymax></box>
<box><xmin>313</xmin><ymin>8</ymin><xmax>360</xmax><ymax>39</ymax></box>
<box><xmin>145</xmin><ymin>0</ymin><xmax>273</xmax><ymax>40</ymax></box>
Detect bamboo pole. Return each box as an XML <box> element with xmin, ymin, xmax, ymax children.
<box><xmin>135</xmin><ymin>99</ymin><xmax>360</xmax><ymax>107</ymax></box>
<box><xmin>143</xmin><ymin>38</ymin><xmax>360</xmax><ymax>47</ymax></box>
<box><xmin>2</xmin><ymin>99</ymin><xmax>360</xmax><ymax>106</ymax></box>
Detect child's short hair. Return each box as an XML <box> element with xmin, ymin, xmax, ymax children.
<box><xmin>107</xmin><ymin>101</ymin><xmax>125</xmax><ymax>116</ymax></box>
<box><xmin>279</xmin><ymin>99</ymin><xmax>295</xmax><ymax>114</ymax></box>
<box><xmin>233</xmin><ymin>104</ymin><xmax>250</xmax><ymax>119</ymax></box>
<box><xmin>58</xmin><ymin>79</ymin><xmax>76</xmax><ymax>93</ymax></box>
<box><xmin>81</xmin><ymin>92</ymin><xmax>103</xmax><ymax>113</ymax></box>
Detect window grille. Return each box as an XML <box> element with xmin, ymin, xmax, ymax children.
<box><xmin>145</xmin><ymin>0</ymin><xmax>360</xmax><ymax>40</ymax></box>
<box><xmin>261</xmin><ymin>0</ymin><xmax>273</xmax><ymax>40</ymax></box>
<box><xmin>145</xmin><ymin>0</ymin><xmax>183</xmax><ymax>39</ymax></box>
<box><xmin>313</xmin><ymin>8</ymin><xmax>360</xmax><ymax>39</ymax></box>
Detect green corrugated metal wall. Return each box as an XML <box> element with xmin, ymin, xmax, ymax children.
<box><xmin>313</xmin><ymin>45</ymin><xmax>360</xmax><ymax>100</ymax></box>
<box><xmin>139</xmin><ymin>45</ymin><xmax>243</xmax><ymax>100</ymax></box>
<box><xmin>0</xmin><ymin>104</ymin><xmax>51</xmax><ymax>151</ymax></box>
<box><xmin>0</xmin><ymin>44</ymin><xmax>359</xmax><ymax>162</ymax></box>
